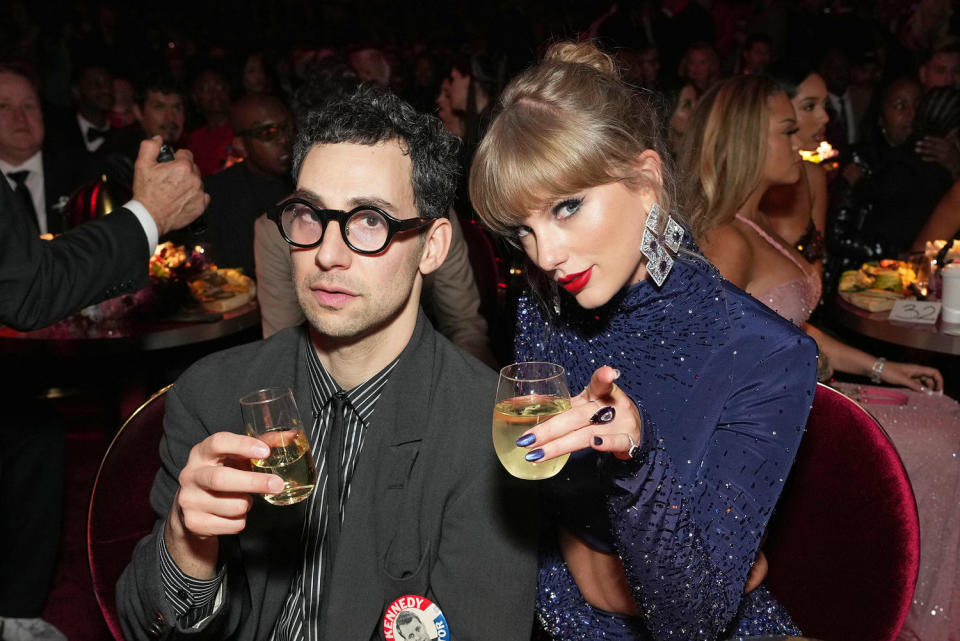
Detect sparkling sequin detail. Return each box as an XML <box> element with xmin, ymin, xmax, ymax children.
<box><xmin>516</xmin><ymin>243</ymin><xmax>819</xmax><ymax>640</ymax></box>
<box><xmin>831</xmin><ymin>385</ymin><xmax>960</xmax><ymax>638</ymax></box>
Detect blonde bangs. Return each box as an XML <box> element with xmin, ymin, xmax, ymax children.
<box><xmin>470</xmin><ymin>99</ymin><xmax>624</xmax><ymax>236</ymax></box>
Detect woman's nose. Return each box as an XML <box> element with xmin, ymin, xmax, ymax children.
<box><xmin>532</xmin><ymin>231</ymin><xmax>567</xmax><ymax>272</ymax></box>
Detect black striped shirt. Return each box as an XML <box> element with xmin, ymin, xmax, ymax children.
<box><xmin>158</xmin><ymin>341</ymin><xmax>397</xmax><ymax>637</ymax></box>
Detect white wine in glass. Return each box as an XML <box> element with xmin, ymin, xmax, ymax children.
<box><xmin>493</xmin><ymin>362</ymin><xmax>572</xmax><ymax>480</ymax></box>
<box><xmin>240</xmin><ymin>388</ymin><xmax>317</xmax><ymax>505</ymax></box>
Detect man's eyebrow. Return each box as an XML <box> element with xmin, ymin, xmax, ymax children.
<box><xmin>291</xmin><ymin>188</ymin><xmax>323</xmax><ymax>204</ymax></box>
<box><xmin>346</xmin><ymin>196</ymin><xmax>396</xmax><ymax>211</ymax></box>
<box><xmin>288</xmin><ymin>190</ymin><xmax>397</xmax><ymax>212</ymax></box>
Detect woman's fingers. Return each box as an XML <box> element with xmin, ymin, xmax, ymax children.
<box><xmin>584</xmin><ymin>365</ymin><xmax>621</xmax><ymax>402</ymax></box>
<box><xmin>885</xmin><ymin>362</ymin><xmax>944</xmax><ymax>393</ymax></box>
<box><xmin>516</xmin><ymin>400</ymin><xmax>612</xmax><ymax>447</ymax></box>
<box><xmin>590</xmin><ymin>432</ymin><xmax>639</xmax><ymax>460</ymax></box>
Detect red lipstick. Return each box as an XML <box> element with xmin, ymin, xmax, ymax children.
<box><xmin>558</xmin><ymin>267</ymin><xmax>593</xmax><ymax>294</ymax></box>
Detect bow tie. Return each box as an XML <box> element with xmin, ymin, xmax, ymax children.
<box><xmin>86</xmin><ymin>127</ymin><xmax>107</xmax><ymax>143</ymax></box>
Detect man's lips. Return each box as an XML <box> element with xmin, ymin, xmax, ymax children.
<box><xmin>557</xmin><ymin>267</ymin><xmax>592</xmax><ymax>293</ymax></box>
<box><xmin>311</xmin><ymin>284</ymin><xmax>357</xmax><ymax>307</ymax></box>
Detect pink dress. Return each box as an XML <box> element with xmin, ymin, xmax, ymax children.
<box><xmin>739</xmin><ymin>213</ymin><xmax>960</xmax><ymax>641</ymax></box>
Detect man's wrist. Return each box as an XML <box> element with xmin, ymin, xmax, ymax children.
<box><xmin>164</xmin><ymin>504</ymin><xmax>220</xmax><ymax>580</ymax></box>
<box><xmin>123</xmin><ymin>199</ymin><xmax>159</xmax><ymax>250</ymax></box>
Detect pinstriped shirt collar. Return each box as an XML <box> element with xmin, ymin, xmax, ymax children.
<box><xmin>303</xmin><ymin>342</ymin><xmax>398</xmax><ymax>427</ymax></box>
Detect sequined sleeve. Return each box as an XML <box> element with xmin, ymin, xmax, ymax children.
<box><xmin>605</xmin><ymin>333</ymin><xmax>816</xmax><ymax>639</ymax></box>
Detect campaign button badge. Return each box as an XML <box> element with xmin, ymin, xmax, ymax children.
<box><xmin>382</xmin><ymin>595</ymin><xmax>449</xmax><ymax>641</ymax></box>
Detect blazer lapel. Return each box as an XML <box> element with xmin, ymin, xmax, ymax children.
<box><xmin>42</xmin><ymin>151</ymin><xmax>69</xmax><ymax>234</ymax></box>
<box><xmin>236</xmin><ymin>326</ymin><xmax>314</xmax><ymax>636</ymax></box>
<box><xmin>322</xmin><ymin>313</ymin><xmax>437</xmax><ymax>640</ymax></box>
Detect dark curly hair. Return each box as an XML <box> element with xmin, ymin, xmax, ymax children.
<box><xmin>292</xmin><ymin>84</ymin><xmax>461</xmax><ymax>220</ymax></box>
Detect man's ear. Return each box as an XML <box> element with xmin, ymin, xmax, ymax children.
<box><xmin>133</xmin><ymin>104</ymin><xmax>143</xmax><ymax>124</ymax></box>
<box><xmin>232</xmin><ymin>136</ymin><xmax>248</xmax><ymax>159</ymax></box>
<box><xmin>418</xmin><ymin>217</ymin><xmax>452</xmax><ymax>275</ymax></box>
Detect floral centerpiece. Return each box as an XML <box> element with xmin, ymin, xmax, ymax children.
<box><xmin>148</xmin><ymin>242</ymin><xmax>217</xmax><ymax>311</ymax></box>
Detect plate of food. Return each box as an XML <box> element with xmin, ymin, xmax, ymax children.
<box><xmin>188</xmin><ymin>268</ymin><xmax>256</xmax><ymax>313</ymax></box>
<box><xmin>838</xmin><ymin>260</ymin><xmax>917</xmax><ymax>312</ymax></box>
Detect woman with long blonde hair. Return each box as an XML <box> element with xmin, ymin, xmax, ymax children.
<box><xmin>681</xmin><ymin>74</ymin><xmax>959</xmax><ymax>640</ymax></box>
<box><xmin>470</xmin><ymin>42</ymin><xmax>817</xmax><ymax>640</ymax></box>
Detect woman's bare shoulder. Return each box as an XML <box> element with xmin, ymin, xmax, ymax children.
<box><xmin>700</xmin><ymin>222</ymin><xmax>754</xmax><ymax>288</ymax></box>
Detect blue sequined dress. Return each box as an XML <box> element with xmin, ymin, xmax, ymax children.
<box><xmin>514</xmin><ymin>248</ymin><xmax>819</xmax><ymax>641</ymax></box>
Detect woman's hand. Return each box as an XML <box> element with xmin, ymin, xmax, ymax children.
<box><xmin>744</xmin><ymin>551</ymin><xmax>768</xmax><ymax>594</ymax></box>
<box><xmin>880</xmin><ymin>361</ymin><xmax>943</xmax><ymax>393</ymax></box>
<box><xmin>517</xmin><ymin>366</ymin><xmax>643</xmax><ymax>462</ymax></box>
<box><xmin>915</xmin><ymin>135</ymin><xmax>960</xmax><ymax>179</ymax></box>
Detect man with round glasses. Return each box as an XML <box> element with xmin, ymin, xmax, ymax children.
<box><xmin>118</xmin><ymin>84</ymin><xmax>537</xmax><ymax>641</ymax></box>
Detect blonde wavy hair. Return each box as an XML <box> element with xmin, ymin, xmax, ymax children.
<box><xmin>677</xmin><ymin>74</ymin><xmax>784</xmax><ymax>238</ymax></box>
<box><xmin>469</xmin><ymin>41</ymin><xmax>678</xmax><ymax>240</ymax></box>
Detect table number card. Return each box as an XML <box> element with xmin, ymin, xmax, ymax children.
<box><xmin>888</xmin><ymin>300</ymin><xmax>942</xmax><ymax>324</ymax></box>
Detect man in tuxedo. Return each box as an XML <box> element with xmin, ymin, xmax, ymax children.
<box><xmin>0</xmin><ymin>64</ymin><xmax>100</xmax><ymax>236</ymax></box>
<box><xmin>46</xmin><ymin>63</ymin><xmax>115</xmax><ymax>156</ymax></box>
<box><xmin>101</xmin><ymin>74</ymin><xmax>185</xmax><ymax>186</ymax></box>
<box><xmin>118</xmin><ymin>84</ymin><xmax>536</xmax><ymax>641</ymax></box>
<box><xmin>0</xmin><ymin>134</ymin><xmax>207</xmax><ymax>641</ymax></box>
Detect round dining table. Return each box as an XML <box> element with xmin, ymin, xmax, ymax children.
<box><xmin>0</xmin><ymin>301</ymin><xmax>260</xmax><ymax>357</ymax></box>
<box><xmin>832</xmin><ymin>295</ymin><xmax>960</xmax><ymax>356</ymax></box>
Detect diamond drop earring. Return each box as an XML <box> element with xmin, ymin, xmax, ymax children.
<box><xmin>640</xmin><ymin>203</ymin><xmax>684</xmax><ymax>287</ymax></box>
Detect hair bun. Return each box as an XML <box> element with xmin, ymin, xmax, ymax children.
<box><xmin>544</xmin><ymin>41</ymin><xmax>619</xmax><ymax>78</ymax></box>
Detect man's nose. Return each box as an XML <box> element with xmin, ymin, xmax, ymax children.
<box><xmin>313</xmin><ymin>219</ymin><xmax>353</xmax><ymax>269</ymax></box>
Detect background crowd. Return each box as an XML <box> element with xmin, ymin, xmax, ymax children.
<box><xmin>4</xmin><ymin>0</ymin><xmax>960</xmax><ymax>364</ymax></box>
<box><xmin>4</xmin><ymin>1</ymin><xmax>960</xmax><ymax>640</ymax></box>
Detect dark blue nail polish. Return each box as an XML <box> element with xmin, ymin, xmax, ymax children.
<box><xmin>516</xmin><ymin>433</ymin><xmax>536</xmax><ymax>447</ymax></box>
<box><xmin>590</xmin><ymin>406</ymin><xmax>616</xmax><ymax>425</ymax></box>
<box><xmin>525</xmin><ymin>448</ymin><xmax>545</xmax><ymax>462</ymax></box>
<box><xmin>593</xmin><ymin>436</ymin><xmax>603</xmax><ymax>446</ymax></box>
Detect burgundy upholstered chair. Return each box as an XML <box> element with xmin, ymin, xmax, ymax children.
<box><xmin>764</xmin><ymin>383</ymin><xmax>920</xmax><ymax>641</ymax></box>
<box><xmin>88</xmin><ymin>384</ymin><xmax>171</xmax><ymax>641</ymax></box>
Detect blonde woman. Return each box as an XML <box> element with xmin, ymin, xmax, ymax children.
<box><xmin>681</xmin><ymin>74</ymin><xmax>959</xmax><ymax>641</ymax></box>
<box><xmin>470</xmin><ymin>43</ymin><xmax>817</xmax><ymax>640</ymax></box>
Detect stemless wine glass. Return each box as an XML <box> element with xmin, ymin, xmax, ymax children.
<box><xmin>493</xmin><ymin>362</ymin><xmax>572</xmax><ymax>480</ymax></box>
<box><xmin>239</xmin><ymin>387</ymin><xmax>317</xmax><ymax>505</ymax></box>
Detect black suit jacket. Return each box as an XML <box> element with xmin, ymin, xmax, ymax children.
<box><xmin>42</xmin><ymin>144</ymin><xmax>103</xmax><ymax>234</ymax></box>
<box><xmin>0</xmin><ymin>176</ymin><xmax>149</xmax><ymax>330</ymax></box>
<box><xmin>117</xmin><ymin>317</ymin><xmax>539</xmax><ymax>641</ymax></box>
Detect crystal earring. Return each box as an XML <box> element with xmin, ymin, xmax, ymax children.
<box><xmin>640</xmin><ymin>203</ymin><xmax>684</xmax><ymax>287</ymax></box>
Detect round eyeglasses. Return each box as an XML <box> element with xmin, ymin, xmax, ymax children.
<box><xmin>269</xmin><ymin>198</ymin><xmax>434</xmax><ymax>255</ymax></box>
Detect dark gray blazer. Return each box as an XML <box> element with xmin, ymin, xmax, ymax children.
<box><xmin>117</xmin><ymin>314</ymin><xmax>538</xmax><ymax>641</ymax></box>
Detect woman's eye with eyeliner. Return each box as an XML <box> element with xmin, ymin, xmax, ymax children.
<box><xmin>514</xmin><ymin>225</ymin><xmax>532</xmax><ymax>239</ymax></box>
<box><xmin>554</xmin><ymin>198</ymin><xmax>583</xmax><ymax>219</ymax></box>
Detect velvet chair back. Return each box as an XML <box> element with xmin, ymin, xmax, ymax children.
<box><xmin>765</xmin><ymin>383</ymin><xmax>920</xmax><ymax>641</ymax></box>
<box><xmin>87</xmin><ymin>384</ymin><xmax>171</xmax><ymax>641</ymax></box>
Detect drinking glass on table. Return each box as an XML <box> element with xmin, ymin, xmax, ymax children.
<box><xmin>239</xmin><ymin>387</ymin><xmax>317</xmax><ymax>505</ymax></box>
<box><xmin>493</xmin><ymin>362</ymin><xmax>572</xmax><ymax>480</ymax></box>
